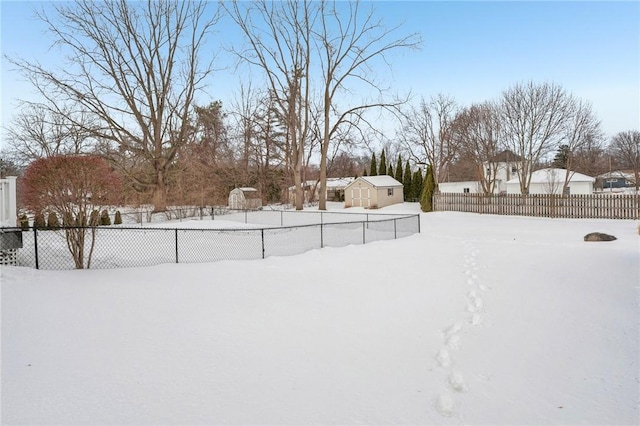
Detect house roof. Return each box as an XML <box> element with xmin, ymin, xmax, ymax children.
<box><xmin>486</xmin><ymin>150</ymin><xmax>524</xmax><ymax>163</ymax></box>
<box><xmin>597</xmin><ymin>170</ymin><xmax>636</xmax><ymax>180</ymax></box>
<box><xmin>353</xmin><ymin>175</ymin><xmax>403</xmax><ymax>188</ymax></box>
<box><xmin>506</xmin><ymin>168</ymin><xmax>595</xmax><ymax>184</ymax></box>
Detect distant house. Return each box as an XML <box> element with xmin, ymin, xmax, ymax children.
<box><xmin>288</xmin><ymin>177</ymin><xmax>356</xmax><ymax>204</ymax></box>
<box><xmin>482</xmin><ymin>150</ymin><xmax>525</xmax><ymax>194</ymax></box>
<box><xmin>228</xmin><ymin>187</ymin><xmax>262</xmax><ymax>210</ymax></box>
<box><xmin>438</xmin><ymin>181</ymin><xmax>484</xmax><ymax>194</ymax></box>
<box><xmin>439</xmin><ymin>150</ymin><xmax>524</xmax><ymax>194</ymax></box>
<box><xmin>344</xmin><ymin>175</ymin><xmax>404</xmax><ymax>209</ymax></box>
<box><xmin>506</xmin><ymin>168</ymin><xmax>595</xmax><ymax>195</ymax></box>
<box><xmin>596</xmin><ymin>171</ymin><xmax>636</xmax><ymax>191</ymax></box>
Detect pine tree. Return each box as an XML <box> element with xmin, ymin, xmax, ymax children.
<box><xmin>33</xmin><ymin>212</ymin><xmax>46</xmax><ymax>229</ymax></box>
<box><xmin>19</xmin><ymin>214</ymin><xmax>30</xmax><ymax>230</ymax></box>
<box><xmin>388</xmin><ymin>164</ymin><xmax>394</xmax><ymax>178</ymax></box>
<box><xmin>114</xmin><ymin>210</ymin><xmax>123</xmax><ymax>225</ymax></box>
<box><xmin>420</xmin><ymin>165</ymin><xmax>437</xmax><ymax>212</ymax></box>
<box><xmin>403</xmin><ymin>161</ymin><xmax>412</xmax><ymax>200</ymax></box>
<box><xmin>90</xmin><ymin>210</ymin><xmax>100</xmax><ymax>226</ymax></box>
<box><xmin>363</xmin><ymin>168</ymin><xmax>368</xmax><ymax>177</ymax></box>
<box><xmin>379</xmin><ymin>150</ymin><xmax>387</xmax><ymax>175</ymax></box>
<box><xmin>413</xmin><ymin>169</ymin><xmax>424</xmax><ymax>201</ymax></box>
<box><xmin>100</xmin><ymin>209</ymin><xmax>111</xmax><ymax>226</ymax></box>
<box><xmin>370</xmin><ymin>153</ymin><xmax>378</xmax><ymax>176</ymax></box>
<box><xmin>47</xmin><ymin>212</ymin><xmax>60</xmax><ymax>228</ymax></box>
<box><xmin>395</xmin><ymin>155</ymin><xmax>403</xmax><ymax>183</ymax></box>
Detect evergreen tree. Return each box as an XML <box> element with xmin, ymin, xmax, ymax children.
<box><xmin>114</xmin><ymin>210</ymin><xmax>123</xmax><ymax>225</ymax></box>
<box><xmin>388</xmin><ymin>164</ymin><xmax>393</xmax><ymax>178</ymax></box>
<box><xmin>420</xmin><ymin>165</ymin><xmax>437</xmax><ymax>212</ymax></box>
<box><xmin>370</xmin><ymin>153</ymin><xmax>378</xmax><ymax>176</ymax></box>
<box><xmin>552</xmin><ymin>144</ymin><xmax>570</xmax><ymax>168</ymax></box>
<box><xmin>90</xmin><ymin>210</ymin><xmax>100</xmax><ymax>226</ymax></box>
<box><xmin>33</xmin><ymin>212</ymin><xmax>46</xmax><ymax>229</ymax></box>
<box><xmin>47</xmin><ymin>212</ymin><xmax>60</xmax><ymax>228</ymax></box>
<box><xmin>395</xmin><ymin>155</ymin><xmax>403</xmax><ymax>183</ymax></box>
<box><xmin>403</xmin><ymin>161</ymin><xmax>412</xmax><ymax>200</ymax></box>
<box><xmin>363</xmin><ymin>168</ymin><xmax>368</xmax><ymax>177</ymax></box>
<box><xmin>100</xmin><ymin>209</ymin><xmax>111</xmax><ymax>226</ymax></box>
<box><xmin>379</xmin><ymin>149</ymin><xmax>387</xmax><ymax>175</ymax></box>
<box><xmin>413</xmin><ymin>169</ymin><xmax>424</xmax><ymax>201</ymax></box>
<box><xmin>19</xmin><ymin>214</ymin><xmax>30</xmax><ymax>230</ymax></box>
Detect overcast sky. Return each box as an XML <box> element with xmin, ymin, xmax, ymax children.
<box><xmin>1</xmin><ymin>1</ymin><xmax>638</xmax><ymax>145</ymax></box>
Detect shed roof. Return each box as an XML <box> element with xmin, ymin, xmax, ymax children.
<box><xmin>355</xmin><ymin>175</ymin><xmax>403</xmax><ymax>187</ymax></box>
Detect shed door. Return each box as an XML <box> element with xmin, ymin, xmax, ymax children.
<box><xmin>351</xmin><ymin>187</ymin><xmax>370</xmax><ymax>207</ymax></box>
<box><xmin>230</xmin><ymin>192</ymin><xmax>241</xmax><ymax>209</ymax></box>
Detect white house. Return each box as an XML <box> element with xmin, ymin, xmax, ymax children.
<box><xmin>506</xmin><ymin>168</ymin><xmax>595</xmax><ymax>195</ymax></box>
<box><xmin>344</xmin><ymin>175</ymin><xmax>404</xmax><ymax>208</ymax></box>
<box><xmin>438</xmin><ymin>181</ymin><xmax>484</xmax><ymax>194</ymax></box>
<box><xmin>439</xmin><ymin>150</ymin><xmax>524</xmax><ymax>194</ymax></box>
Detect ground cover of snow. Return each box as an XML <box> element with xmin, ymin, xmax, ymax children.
<box><xmin>2</xmin><ymin>203</ymin><xmax>639</xmax><ymax>425</ymax></box>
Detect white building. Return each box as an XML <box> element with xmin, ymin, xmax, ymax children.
<box><xmin>506</xmin><ymin>168</ymin><xmax>595</xmax><ymax>195</ymax></box>
<box><xmin>0</xmin><ymin>177</ymin><xmax>18</xmax><ymax>227</ymax></box>
<box><xmin>439</xmin><ymin>150</ymin><xmax>524</xmax><ymax>194</ymax></box>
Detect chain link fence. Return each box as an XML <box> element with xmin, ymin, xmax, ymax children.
<box><xmin>2</xmin><ymin>212</ymin><xmax>420</xmax><ymax>270</ymax></box>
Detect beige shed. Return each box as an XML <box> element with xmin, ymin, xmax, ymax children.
<box><xmin>228</xmin><ymin>187</ymin><xmax>262</xmax><ymax>210</ymax></box>
<box><xmin>344</xmin><ymin>176</ymin><xmax>404</xmax><ymax>209</ymax></box>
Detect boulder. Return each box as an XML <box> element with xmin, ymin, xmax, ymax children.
<box><xmin>584</xmin><ymin>232</ymin><xmax>617</xmax><ymax>242</ymax></box>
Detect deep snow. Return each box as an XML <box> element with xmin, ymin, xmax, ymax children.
<box><xmin>2</xmin><ymin>203</ymin><xmax>639</xmax><ymax>425</ymax></box>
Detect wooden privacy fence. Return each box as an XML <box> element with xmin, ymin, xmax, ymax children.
<box><xmin>433</xmin><ymin>193</ymin><xmax>640</xmax><ymax>219</ymax></box>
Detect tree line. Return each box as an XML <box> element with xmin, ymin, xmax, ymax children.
<box><xmin>1</xmin><ymin>0</ymin><xmax>638</xmax><ymax>216</ymax></box>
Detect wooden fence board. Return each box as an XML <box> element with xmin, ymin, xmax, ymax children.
<box><xmin>433</xmin><ymin>193</ymin><xmax>639</xmax><ymax>219</ymax></box>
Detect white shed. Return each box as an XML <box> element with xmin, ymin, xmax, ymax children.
<box><xmin>344</xmin><ymin>175</ymin><xmax>404</xmax><ymax>209</ymax></box>
<box><xmin>228</xmin><ymin>187</ymin><xmax>262</xmax><ymax>210</ymax></box>
<box><xmin>506</xmin><ymin>168</ymin><xmax>595</xmax><ymax>195</ymax></box>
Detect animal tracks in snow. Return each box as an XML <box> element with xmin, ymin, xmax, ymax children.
<box><xmin>433</xmin><ymin>241</ymin><xmax>489</xmax><ymax>419</ymax></box>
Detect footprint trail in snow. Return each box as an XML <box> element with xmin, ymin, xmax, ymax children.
<box><xmin>433</xmin><ymin>241</ymin><xmax>489</xmax><ymax>418</ymax></box>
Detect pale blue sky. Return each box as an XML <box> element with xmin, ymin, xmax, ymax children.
<box><xmin>1</xmin><ymin>1</ymin><xmax>638</xmax><ymax>144</ymax></box>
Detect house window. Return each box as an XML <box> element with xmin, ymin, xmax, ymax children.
<box><xmin>511</xmin><ymin>166</ymin><xmax>517</xmax><ymax>173</ymax></box>
<box><xmin>387</xmin><ymin>188</ymin><xmax>394</xmax><ymax>196</ymax></box>
<box><xmin>486</xmin><ymin>168</ymin><xmax>491</xmax><ymax>176</ymax></box>
<box><xmin>463</xmin><ymin>188</ymin><xmax>470</xmax><ymax>193</ymax></box>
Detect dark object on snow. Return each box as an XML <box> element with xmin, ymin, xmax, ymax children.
<box><xmin>584</xmin><ymin>232</ymin><xmax>617</xmax><ymax>242</ymax></box>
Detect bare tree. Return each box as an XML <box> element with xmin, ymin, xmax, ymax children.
<box><xmin>8</xmin><ymin>0</ymin><xmax>219</xmax><ymax>211</ymax></box>
<box><xmin>314</xmin><ymin>0</ymin><xmax>421</xmax><ymax>210</ymax></box>
<box><xmin>452</xmin><ymin>102</ymin><xmax>503</xmax><ymax>193</ymax></box>
<box><xmin>609</xmin><ymin>130</ymin><xmax>640</xmax><ymax>192</ymax></box>
<box><xmin>4</xmin><ymin>104</ymin><xmax>96</xmax><ymax>167</ymax></box>
<box><xmin>498</xmin><ymin>81</ymin><xmax>574</xmax><ymax>194</ymax></box>
<box><xmin>556</xmin><ymin>99</ymin><xmax>603</xmax><ymax>194</ymax></box>
<box><xmin>399</xmin><ymin>94</ymin><xmax>460</xmax><ymax>183</ymax></box>
<box><xmin>224</xmin><ymin>0</ymin><xmax>315</xmax><ymax>210</ymax></box>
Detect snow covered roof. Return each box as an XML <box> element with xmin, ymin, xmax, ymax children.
<box><xmin>238</xmin><ymin>187</ymin><xmax>258</xmax><ymax>192</ymax></box>
<box><xmin>356</xmin><ymin>175</ymin><xmax>403</xmax><ymax>187</ymax></box>
<box><xmin>597</xmin><ymin>171</ymin><xmax>636</xmax><ymax>181</ymax></box>
<box><xmin>506</xmin><ymin>168</ymin><xmax>595</xmax><ymax>184</ymax></box>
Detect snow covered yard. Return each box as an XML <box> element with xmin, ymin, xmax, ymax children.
<box><xmin>2</xmin><ymin>206</ymin><xmax>638</xmax><ymax>425</ymax></box>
